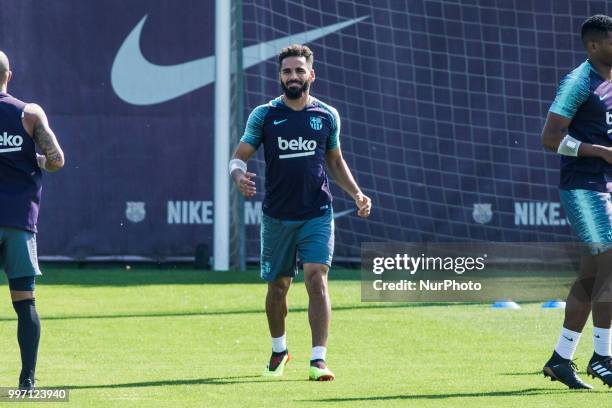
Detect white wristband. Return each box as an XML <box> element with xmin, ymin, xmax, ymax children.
<box><xmin>229</xmin><ymin>158</ymin><xmax>247</xmax><ymax>176</ymax></box>
<box><xmin>557</xmin><ymin>135</ymin><xmax>581</xmax><ymax>157</ymax></box>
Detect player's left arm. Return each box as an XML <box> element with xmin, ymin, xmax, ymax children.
<box><xmin>23</xmin><ymin>103</ymin><xmax>65</xmax><ymax>172</ymax></box>
<box><xmin>323</xmin><ymin>108</ymin><xmax>371</xmax><ymax>217</ymax></box>
<box><xmin>325</xmin><ymin>147</ymin><xmax>371</xmax><ymax>218</ymax></box>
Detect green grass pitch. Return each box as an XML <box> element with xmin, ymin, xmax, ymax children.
<box><xmin>0</xmin><ymin>266</ymin><xmax>609</xmax><ymax>407</ymax></box>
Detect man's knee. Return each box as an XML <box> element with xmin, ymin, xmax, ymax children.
<box><xmin>304</xmin><ymin>264</ymin><xmax>329</xmax><ymax>297</ymax></box>
<box><xmin>268</xmin><ymin>278</ymin><xmax>291</xmax><ymax>300</ymax></box>
<box><xmin>569</xmin><ymin>276</ymin><xmax>596</xmax><ymax>302</ymax></box>
<box><xmin>9</xmin><ymin>277</ymin><xmax>36</xmax><ymax>302</ymax></box>
<box><xmin>11</xmin><ymin>291</ymin><xmax>35</xmax><ymax>303</ymax></box>
<box><xmin>567</xmin><ymin>298</ymin><xmax>591</xmax><ymax>315</ymax></box>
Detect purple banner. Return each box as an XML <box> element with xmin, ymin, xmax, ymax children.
<box><xmin>0</xmin><ymin>1</ymin><xmax>607</xmax><ymax>260</ymax></box>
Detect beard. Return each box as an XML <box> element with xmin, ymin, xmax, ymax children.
<box><xmin>281</xmin><ymin>79</ymin><xmax>310</xmax><ymax>99</ymax></box>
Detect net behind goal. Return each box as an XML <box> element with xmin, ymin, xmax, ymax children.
<box><xmin>230</xmin><ymin>0</ymin><xmax>611</xmax><ymax>263</ymax></box>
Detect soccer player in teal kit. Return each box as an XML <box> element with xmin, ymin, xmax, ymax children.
<box><xmin>541</xmin><ymin>15</ymin><xmax>612</xmax><ymax>389</ymax></box>
<box><xmin>229</xmin><ymin>44</ymin><xmax>371</xmax><ymax>381</ymax></box>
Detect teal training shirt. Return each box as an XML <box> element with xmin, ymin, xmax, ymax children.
<box><xmin>549</xmin><ymin>60</ymin><xmax>612</xmax><ymax>192</ymax></box>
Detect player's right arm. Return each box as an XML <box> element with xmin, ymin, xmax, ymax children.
<box><xmin>231</xmin><ymin>142</ymin><xmax>258</xmax><ymax>197</ymax></box>
<box><xmin>22</xmin><ymin>103</ymin><xmax>65</xmax><ymax>172</ymax></box>
<box><xmin>542</xmin><ymin>66</ymin><xmax>612</xmax><ymax>163</ymax></box>
<box><xmin>541</xmin><ymin>112</ymin><xmax>612</xmax><ymax>163</ymax></box>
<box><xmin>230</xmin><ymin>105</ymin><xmax>267</xmax><ymax>197</ymax></box>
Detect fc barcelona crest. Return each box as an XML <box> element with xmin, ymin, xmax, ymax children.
<box><xmin>472</xmin><ymin>203</ymin><xmax>492</xmax><ymax>224</ymax></box>
<box><xmin>309</xmin><ymin>116</ymin><xmax>323</xmax><ymax>131</ymax></box>
<box><xmin>125</xmin><ymin>202</ymin><xmax>146</xmax><ymax>223</ymax></box>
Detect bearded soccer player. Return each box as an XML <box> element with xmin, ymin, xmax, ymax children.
<box><xmin>229</xmin><ymin>44</ymin><xmax>371</xmax><ymax>381</ymax></box>
<box><xmin>0</xmin><ymin>51</ymin><xmax>65</xmax><ymax>389</ymax></box>
<box><xmin>541</xmin><ymin>15</ymin><xmax>612</xmax><ymax>389</ymax></box>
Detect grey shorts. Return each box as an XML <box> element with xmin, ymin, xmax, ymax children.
<box><xmin>260</xmin><ymin>208</ymin><xmax>334</xmax><ymax>282</ymax></box>
<box><xmin>0</xmin><ymin>227</ymin><xmax>42</xmax><ymax>280</ymax></box>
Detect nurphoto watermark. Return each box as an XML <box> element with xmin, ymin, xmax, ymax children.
<box><xmin>362</xmin><ymin>242</ymin><xmax>591</xmax><ymax>302</ymax></box>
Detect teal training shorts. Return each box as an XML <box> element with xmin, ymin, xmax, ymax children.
<box><xmin>0</xmin><ymin>227</ymin><xmax>42</xmax><ymax>280</ymax></box>
<box><xmin>560</xmin><ymin>189</ymin><xmax>612</xmax><ymax>255</ymax></box>
<box><xmin>260</xmin><ymin>208</ymin><xmax>334</xmax><ymax>281</ymax></box>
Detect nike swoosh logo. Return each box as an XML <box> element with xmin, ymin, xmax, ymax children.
<box><xmin>333</xmin><ymin>209</ymin><xmax>354</xmax><ymax>219</ymax></box>
<box><xmin>273</xmin><ymin>119</ymin><xmax>287</xmax><ymax>125</ymax></box>
<box><xmin>600</xmin><ymin>94</ymin><xmax>608</xmax><ymax>101</ymax></box>
<box><xmin>112</xmin><ymin>15</ymin><xmax>369</xmax><ymax>105</ymax></box>
<box><xmin>562</xmin><ymin>335</ymin><xmax>573</xmax><ymax>342</ymax></box>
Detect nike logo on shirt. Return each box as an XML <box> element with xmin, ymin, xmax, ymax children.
<box><xmin>273</xmin><ymin>119</ymin><xmax>288</xmax><ymax>125</ymax></box>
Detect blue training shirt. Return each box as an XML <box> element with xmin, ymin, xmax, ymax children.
<box><xmin>241</xmin><ymin>96</ymin><xmax>340</xmax><ymax>220</ymax></box>
<box><xmin>549</xmin><ymin>60</ymin><xmax>612</xmax><ymax>192</ymax></box>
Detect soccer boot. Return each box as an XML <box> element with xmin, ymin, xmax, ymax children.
<box><xmin>587</xmin><ymin>354</ymin><xmax>612</xmax><ymax>387</ymax></box>
<box><xmin>18</xmin><ymin>378</ymin><xmax>35</xmax><ymax>391</ymax></box>
<box><xmin>309</xmin><ymin>359</ymin><xmax>335</xmax><ymax>381</ymax></box>
<box><xmin>263</xmin><ymin>350</ymin><xmax>291</xmax><ymax>377</ymax></box>
<box><xmin>543</xmin><ymin>356</ymin><xmax>592</xmax><ymax>389</ymax></box>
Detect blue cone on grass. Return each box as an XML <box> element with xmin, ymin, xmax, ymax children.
<box><xmin>542</xmin><ymin>300</ymin><xmax>566</xmax><ymax>309</ymax></box>
<box><xmin>491</xmin><ymin>300</ymin><xmax>521</xmax><ymax>309</ymax></box>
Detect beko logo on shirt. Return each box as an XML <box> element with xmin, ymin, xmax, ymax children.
<box><xmin>277</xmin><ymin>136</ymin><xmax>317</xmax><ymax>159</ymax></box>
<box><xmin>0</xmin><ymin>131</ymin><xmax>23</xmax><ymax>153</ymax></box>
<box><xmin>606</xmin><ymin>111</ymin><xmax>612</xmax><ymax>125</ymax></box>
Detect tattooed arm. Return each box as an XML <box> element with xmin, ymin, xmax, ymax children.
<box><xmin>22</xmin><ymin>103</ymin><xmax>65</xmax><ymax>172</ymax></box>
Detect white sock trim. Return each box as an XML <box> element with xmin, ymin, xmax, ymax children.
<box><xmin>555</xmin><ymin>327</ymin><xmax>581</xmax><ymax>360</ymax></box>
<box><xmin>593</xmin><ymin>327</ymin><xmax>612</xmax><ymax>357</ymax></box>
<box><xmin>272</xmin><ymin>334</ymin><xmax>287</xmax><ymax>353</ymax></box>
<box><xmin>311</xmin><ymin>346</ymin><xmax>327</xmax><ymax>361</ymax></box>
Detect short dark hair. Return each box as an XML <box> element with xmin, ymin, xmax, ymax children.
<box><xmin>581</xmin><ymin>14</ymin><xmax>612</xmax><ymax>45</ymax></box>
<box><xmin>278</xmin><ymin>44</ymin><xmax>313</xmax><ymax>70</ymax></box>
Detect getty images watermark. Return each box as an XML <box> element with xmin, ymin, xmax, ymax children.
<box><xmin>372</xmin><ymin>253</ymin><xmax>486</xmax><ymax>292</ymax></box>
<box><xmin>361</xmin><ymin>242</ymin><xmax>586</xmax><ymax>302</ymax></box>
